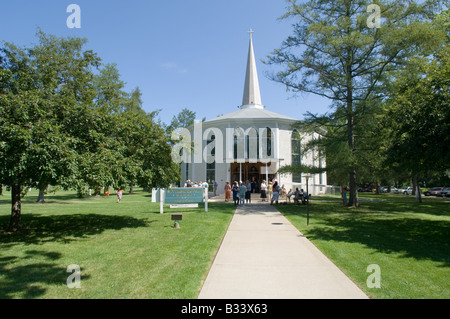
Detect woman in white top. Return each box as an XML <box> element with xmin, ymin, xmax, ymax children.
<box><xmin>260</xmin><ymin>180</ymin><xmax>267</xmax><ymax>201</ymax></box>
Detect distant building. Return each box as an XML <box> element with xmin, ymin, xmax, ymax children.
<box><xmin>180</xmin><ymin>32</ymin><xmax>327</xmax><ymax>195</ymax></box>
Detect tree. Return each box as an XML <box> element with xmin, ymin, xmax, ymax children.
<box><xmin>123</xmin><ymin>87</ymin><xmax>146</xmax><ymax>116</ymax></box>
<box><xmin>1</xmin><ymin>31</ymin><xmax>182</xmax><ymax>231</ymax></box>
<box><xmin>166</xmin><ymin>108</ymin><xmax>197</xmax><ymax>134</ymax></box>
<box><xmin>0</xmin><ymin>31</ymin><xmax>101</xmax><ymax>230</ymax></box>
<box><xmin>93</xmin><ymin>63</ymin><xmax>127</xmax><ymax>113</ymax></box>
<box><xmin>265</xmin><ymin>0</ymin><xmax>446</xmax><ymax>206</ymax></box>
<box><xmin>382</xmin><ymin>44</ymin><xmax>449</xmax><ymax>201</ymax></box>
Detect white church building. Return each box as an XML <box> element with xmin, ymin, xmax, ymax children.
<box><xmin>179</xmin><ymin>32</ymin><xmax>327</xmax><ymax>196</ymax></box>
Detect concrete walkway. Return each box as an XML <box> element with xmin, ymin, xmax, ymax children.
<box><xmin>198</xmin><ymin>203</ymin><xmax>368</xmax><ymax>299</ymax></box>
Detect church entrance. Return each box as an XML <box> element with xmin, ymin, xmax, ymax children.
<box><xmin>230</xmin><ymin>162</ymin><xmax>276</xmax><ymax>193</ymax></box>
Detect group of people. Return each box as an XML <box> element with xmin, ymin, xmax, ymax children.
<box><xmin>224</xmin><ymin>180</ymin><xmax>309</xmax><ymax>206</ymax></box>
<box><xmin>223</xmin><ymin>181</ymin><xmax>253</xmax><ymax>206</ymax></box>
<box><xmin>184</xmin><ymin>180</ymin><xmax>209</xmax><ymax>189</ymax></box>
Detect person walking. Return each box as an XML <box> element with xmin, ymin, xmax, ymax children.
<box><xmin>117</xmin><ymin>189</ymin><xmax>123</xmax><ymax>203</ymax></box>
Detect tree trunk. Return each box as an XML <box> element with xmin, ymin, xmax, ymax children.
<box><xmin>37</xmin><ymin>186</ymin><xmax>46</xmax><ymax>203</ymax></box>
<box><xmin>129</xmin><ymin>184</ymin><xmax>134</xmax><ymax>194</ymax></box>
<box><xmin>345</xmin><ymin>40</ymin><xmax>358</xmax><ymax>208</ymax></box>
<box><xmin>8</xmin><ymin>181</ymin><xmax>22</xmax><ymax>232</ymax></box>
<box><xmin>348</xmin><ymin>167</ymin><xmax>359</xmax><ymax>207</ymax></box>
<box><xmin>347</xmin><ymin>112</ymin><xmax>359</xmax><ymax>207</ymax></box>
<box><xmin>413</xmin><ymin>174</ymin><xmax>422</xmax><ymax>203</ymax></box>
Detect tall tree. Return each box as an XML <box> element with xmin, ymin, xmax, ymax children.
<box><xmin>265</xmin><ymin>0</ymin><xmax>445</xmax><ymax>206</ymax></box>
<box><xmin>382</xmin><ymin>44</ymin><xmax>449</xmax><ymax>201</ymax></box>
<box><xmin>166</xmin><ymin>108</ymin><xmax>197</xmax><ymax>134</ymax></box>
<box><xmin>123</xmin><ymin>86</ymin><xmax>146</xmax><ymax>115</ymax></box>
<box><xmin>93</xmin><ymin>63</ymin><xmax>127</xmax><ymax>113</ymax></box>
<box><xmin>0</xmin><ymin>31</ymin><xmax>101</xmax><ymax>230</ymax></box>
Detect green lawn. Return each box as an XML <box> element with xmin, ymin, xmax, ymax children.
<box><xmin>0</xmin><ymin>189</ymin><xmax>235</xmax><ymax>299</ymax></box>
<box><xmin>2</xmin><ymin>190</ymin><xmax>449</xmax><ymax>299</ymax></box>
<box><xmin>276</xmin><ymin>194</ymin><xmax>450</xmax><ymax>299</ymax></box>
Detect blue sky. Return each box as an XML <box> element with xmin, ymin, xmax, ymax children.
<box><xmin>0</xmin><ymin>0</ymin><xmax>331</xmax><ymax>125</ymax></box>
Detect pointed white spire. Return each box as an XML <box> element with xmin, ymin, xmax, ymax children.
<box><xmin>242</xmin><ymin>29</ymin><xmax>263</xmax><ymax>109</ymax></box>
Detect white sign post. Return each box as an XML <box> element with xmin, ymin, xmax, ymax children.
<box><xmin>160</xmin><ymin>188</ymin><xmax>164</xmax><ymax>214</ymax></box>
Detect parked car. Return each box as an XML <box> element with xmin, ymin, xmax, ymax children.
<box><xmin>398</xmin><ymin>186</ymin><xmax>413</xmax><ymax>195</ymax></box>
<box><xmin>390</xmin><ymin>187</ymin><xmax>399</xmax><ymax>194</ymax></box>
<box><xmin>358</xmin><ymin>186</ymin><xmax>373</xmax><ymax>192</ymax></box>
<box><xmin>424</xmin><ymin>187</ymin><xmax>446</xmax><ymax>196</ymax></box>
<box><xmin>380</xmin><ymin>186</ymin><xmax>399</xmax><ymax>193</ymax></box>
<box><xmin>438</xmin><ymin>187</ymin><xmax>450</xmax><ymax>197</ymax></box>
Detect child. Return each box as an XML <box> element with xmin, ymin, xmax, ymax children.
<box><xmin>117</xmin><ymin>189</ymin><xmax>123</xmax><ymax>203</ymax></box>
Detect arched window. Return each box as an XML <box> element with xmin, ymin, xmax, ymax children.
<box><xmin>234</xmin><ymin>128</ymin><xmax>245</xmax><ymax>161</ymax></box>
<box><xmin>206</xmin><ymin>134</ymin><xmax>216</xmax><ymax>184</ymax></box>
<box><xmin>292</xmin><ymin>130</ymin><xmax>302</xmax><ymax>183</ymax></box>
<box><xmin>246</xmin><ymin>127</ymin><xmax>259</xmax><ymax>161</ymax></box>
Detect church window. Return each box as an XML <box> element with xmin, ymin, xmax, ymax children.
<box><xmin>206</xmin><ymin>134</ymin><xmax>216</xmax><ymax>184</ymax></box>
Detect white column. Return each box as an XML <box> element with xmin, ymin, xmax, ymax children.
<box><xmin>240</xmin><ymin>163</ymin><xmax>242</xmax><ymax>182</ymax></box>
<box><xmin>273</xmin><ymin>122</ymin><xmax>280</xmax><ymax>161</ymax></box>
<box><xmin>160</xmin><ymin>188</ymin><xmax>164</xmax><ymax>214</ymax></box>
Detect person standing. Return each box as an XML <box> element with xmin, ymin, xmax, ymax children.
<box><xmin>239</xmin><ymin>182</ymin><xmax>247</xmax><ymax>206</ymax></box>
<box><xmin>301</xmin><ymin>188</ymin><xmax>308</xmax><ymax>205</ymax></box>
<box><xmin>267</xmin><ymin>181</ymin><xmax>273</xmax><ymax>203</ymax></box>
<box><xmin>245</xmin><ymin>180</ymin><xmax>252</xmax><ymax>204</ymax></box>
<box><xmin>260</xmin><ymin>180</ymin><xmax>267</xmax><ymax>202</ymax></box>
<box><xmin>224</xmin><ymin>181</ymin><xmax>231</xmax><ymax>202</ymax></box>
<box><xmin>294</xmin><ymin>188</ymin><xmax>301</xmax><ymax>205</ymax></box>
<box><xmin>271</xmin><ymin>182</ymin><xmax>280</xmax><ymax>205</ymax></box>
<box><xmin>232</xmin><ymin>182</ymin><xmax>239</xmax><ymax>206</ymax></box>
<box><xmin>213</xmin><ymin>180</ymin><xmax>218</xmax><ymax>196</ymax></box>
<box><xmin>342</xmin><ymin>187</ymin><xmax>348</xmax><ymax>206</ymax></box>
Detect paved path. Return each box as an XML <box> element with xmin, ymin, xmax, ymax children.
<box><xmin>198</xmin><ymin>203</ymin><xmax>368</xmax><ymax>299</ymax></box>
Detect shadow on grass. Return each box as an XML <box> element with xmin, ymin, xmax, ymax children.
<box><xmin>0</xmin><ymin>214</ymin><xmax>151</xmax><ymax>245</ymax></box>
<box><xmin>280</xmin><ymin>200</ymin><xmax>450</xmax><ymax>267</ymax></box>
<box><xmin>0</xmin><ymin>250</ymin><xmax>91</xmax><ymax>299</ymax></box>
<box><xmin>0</xmin><ymin>214</ymin><xmax>149</xmax><ymax>298</ymax></box>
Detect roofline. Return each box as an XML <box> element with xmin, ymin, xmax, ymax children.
<box><xmin>202</xmin><ymin>117</ymin><xmax>299</xmax><ymax>127</ymax></box>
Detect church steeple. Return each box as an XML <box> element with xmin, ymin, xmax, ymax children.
<box><xmin>242</xmin><ymin>29</ymin><xmax>264</xmax><ymax>109</ymax></box>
